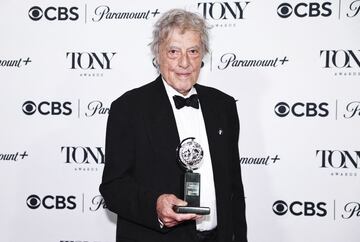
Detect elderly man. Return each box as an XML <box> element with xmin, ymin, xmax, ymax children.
<box><xmin>100</xmin><ymin>9</ymin><xmax>247</xmax><ymax>242</ymax></box>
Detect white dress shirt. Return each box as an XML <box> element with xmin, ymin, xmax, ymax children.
<box><xmin>162</xmin><ymin>79</ymin><xmax>217</xmax><ymax>231</ymax></box>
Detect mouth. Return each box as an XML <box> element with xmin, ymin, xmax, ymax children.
<box><xmin>176</xmin><ymin>72</ymin><xmax>191</xmax><ymax>78</ymax></box>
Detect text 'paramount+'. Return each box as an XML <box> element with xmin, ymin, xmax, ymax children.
<box><xmin>91</xmin><ymin>5</ymin><xmax>160</xmax><ymax>22</ymax></box>
<box><xmin>218</xmin><ymin>53</ymin><xmax>289</xmax><ymax>70</ymax></box>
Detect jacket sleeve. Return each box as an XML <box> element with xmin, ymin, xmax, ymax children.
<box><xmin>99</xmin><ymin>96</ymin><xmax>167</xmax><ymax>233</ymax></box>
<box><xmin>229</xmin><ymin>98</ymin><xmax>248</xmax><ymax>242</ymax></box>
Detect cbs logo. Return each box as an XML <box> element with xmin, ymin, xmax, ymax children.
<box><xmin>274</xmin><ymin>102</ymin><xmax>329</xmax><ymax>117</ymax></box>
<box><xmin>273</xmin><ymin>200</ymin><xmax>327</xmax><ymax>217</ymax></box>
<box><xmin>26</xmin><ymin>194</ymin><xmax>77</xmax><ymax>210</ymax></box>
<box><xmin>22</xmin><ymin>101</ymin><xmax>72</xmax><ymax>116</ymax></box>
<box><xmin>277</xmin><ymin>2</ymin><xmax>332</xmax><ymax>18</ymax></box>
<box><xmin>28</xmin><ymin>6</ymin><xmax>79</xmax><ymax>21</ymax></box>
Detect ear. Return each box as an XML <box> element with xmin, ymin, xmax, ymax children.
<box><xmin>152</xmin><ymin>58</ymin><xmax>158</xmax><ymax>68</ymax></box>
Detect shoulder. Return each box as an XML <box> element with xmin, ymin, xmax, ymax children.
<box><xmin>110</xmin><ymin>77</ymin><xmax>160</xmax><ymax>109</ymax></box>
<box><xmin>195</xmin><ymin>83</ymin><xmax>236</xmax><ymax>105</ymax></box>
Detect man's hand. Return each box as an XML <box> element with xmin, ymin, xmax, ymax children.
<box><xmin>156</xmin><ymin>194</ymin><xmax>202</xmax><ymax>228</ymax></box>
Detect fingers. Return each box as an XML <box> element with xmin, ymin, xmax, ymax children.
<box><xmin>162</xmin><ymin>211</ymin><xmax>199</xmax><ymax>228</ymax></box>
<box><xmin>156</xmin><ymin>194</ymin><xmax>200</xmax><ymax>228</ymax></box>
<box><xmin>166</xmin><ymin>194</ymin><xmax>187</xmax><ymax>206</ymax></box>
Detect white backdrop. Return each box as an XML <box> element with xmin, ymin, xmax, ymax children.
<box><xmin>1</xmin><ymin>0</ymin><xmax>359</xmax><ymax>242</ymax></box>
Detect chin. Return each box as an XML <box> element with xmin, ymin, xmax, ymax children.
<box><xmin>178</xmin><ymin>80</ymin><xmax>193</xmax><ymax>88</ymax></box>
<box><xmin>174</xmin><ymin>84</ymin><xmax>193</xmax><ymax>94</ymax></box>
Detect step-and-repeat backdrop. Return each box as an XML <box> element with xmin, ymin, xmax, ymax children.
<box><xmin>1</xmin><ymin>0</ymin><xmax>359</xmax><ymax>241</ymax></box>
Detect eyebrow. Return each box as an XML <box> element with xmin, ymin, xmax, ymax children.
<box><xmin>167</xmin><ymin>45</ymin><xmax>201</xmax><ymax>50</ymax></box>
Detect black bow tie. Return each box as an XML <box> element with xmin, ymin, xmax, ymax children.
<box><xmin>173</xmin><ymin>94</ymin><xmax>199</xmax><ymax>109</ymax></box>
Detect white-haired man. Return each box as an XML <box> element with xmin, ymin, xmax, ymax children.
<box><xmin>100</xmin><ymin>9</ymin><xmax>247</xmax><ymax>242</ymax></box>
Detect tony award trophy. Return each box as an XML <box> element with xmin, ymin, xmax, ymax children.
<box><xmin>174</xmin><ymin>137</ymin><xmax>210</xmax><ymax>215</ymax></box>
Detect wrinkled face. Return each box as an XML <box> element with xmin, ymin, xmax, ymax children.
<box><xmin>158</xmin><ymin>28</ymin><xmax>203</xmax><ymax>95</ymax></box>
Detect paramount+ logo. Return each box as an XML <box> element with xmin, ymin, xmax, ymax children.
<box><xmin>342</xmin><ymin>202</ymin><xmax>360</xmax><ymax>219</ymax></box>
<box><xmin>273</xmin><ymin>200</ymin><xmax>327</xmax><ymax>217</ymax></box>
<box><xmin>28</xmin><ymin>6</ymin><xmax>79</xmax><ymax>21</ymax></box>
<box><xmin>277</xmin><ymin>2</ymin><xmax>332</xmax><ymax>18</ymax></box>
<box><xmin>89</xmin><ymin>195</ymin><xmax>107</xmax><ymax>211</ymax></box>
<box><xmin>274</xmin><ymin>102</ymin><xmax>329</xmax><ymax>118</ymax></box>
<box><xmin>26</xmin><ymin>194</ymin><xmax>76</xmax><ymax>210</ymax></box>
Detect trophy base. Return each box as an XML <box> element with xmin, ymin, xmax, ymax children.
<box><xmin>174</xmin><ymin>206</ymin><xmax>210</xmax><ymax>215</ymax></box>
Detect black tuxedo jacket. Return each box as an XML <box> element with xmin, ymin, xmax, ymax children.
<box><xmin>100</xmin><ymin>75</ymin><xmax>247</xmax><ymax>242</ymax></box>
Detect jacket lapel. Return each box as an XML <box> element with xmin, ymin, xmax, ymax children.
<box><xmin>143</xmin><ymin>76</ymin><xmax>181</xmax><ymax>165</ymax></box>
<box><xmin>195</xmin><ymin>84</ymin><xmax>228</xmax><ymax>191</ymax></box>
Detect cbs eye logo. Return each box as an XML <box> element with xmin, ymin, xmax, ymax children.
<box><xmin>28</xmin><ymin>6</ymin><xmax>79</xmax><ymax>21</ymax></box>
<box><xmin>28</xmin><ymin>6</ymin><xmax>43</xmax><ymax>21</ymax></box>
<box><xmin>277</xmin><ymin>2</ymin><xmax>332</xmax><ymax>18</ymax></box>
<box><xmin>26</xmin><ymin>194</ymin><xmax>77</xmax><ymax>210</ymax></box>
<box><xmin>274</xmin><ymin>102</ymin><xmax>290</xmax><ymax>117</ymax></box>
<box><xmin>277</xmin><ymin>3</ymin><xmax>293</xmax><ymax>18</ymax></box>
<box><xmin>274</xmin><ymin>102</ymin><xmax>329</xmax><ymax>117</ymax></box>
<box><xmin>22</xmin><ymin>101</ymin><xmax>72</xmax><ymax>116</ymax></box>
<box><xmin>22</xmin><ymin>101</ymin><xmax>37</xmax><ymax>115</ymax></box>
<box><xmin>272</xmin><ymin>200</ymin><xmax>327</xmax><ymax>217</ymax></box>
<box><xmin>26</xmin><ymin>195</ymin><xmax>42</xmax><ymax>209</ymax></box>
<box><xmin>272</xmin><ymin>200</ymin><xmax>288</xmax><ymax>215</ymax></box>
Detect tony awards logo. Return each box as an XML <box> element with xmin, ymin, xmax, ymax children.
<box><xmin>175</xmin><ymin>137</ymin><xmax>210</xmax><ymax>215</ymax></box>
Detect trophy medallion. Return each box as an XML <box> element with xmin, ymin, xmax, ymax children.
<box><xmin>174</xmin><ymin>137</ymin><xmax>210</xmax><ymax>215</ymax></box>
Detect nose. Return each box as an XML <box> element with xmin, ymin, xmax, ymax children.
<box><xmin>178</xmin><ymin>53</ymin><xmax>190</xmax><ymax>69</ymax></box>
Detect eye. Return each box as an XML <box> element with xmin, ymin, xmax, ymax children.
<box><xmin>167</xmin><ymin>49</ymin><xmax>180</xmax><ymax>58</ymax></box>
<box><xmin>188</xmin><ymin>49</ymin><xmax>200</xmax><ymax>56</ymax></box>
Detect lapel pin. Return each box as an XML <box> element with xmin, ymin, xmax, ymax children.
<box><xmin>218</xmin><ymin>129</ymin><xmax>223</xmax><ymax>135</ymax></box>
